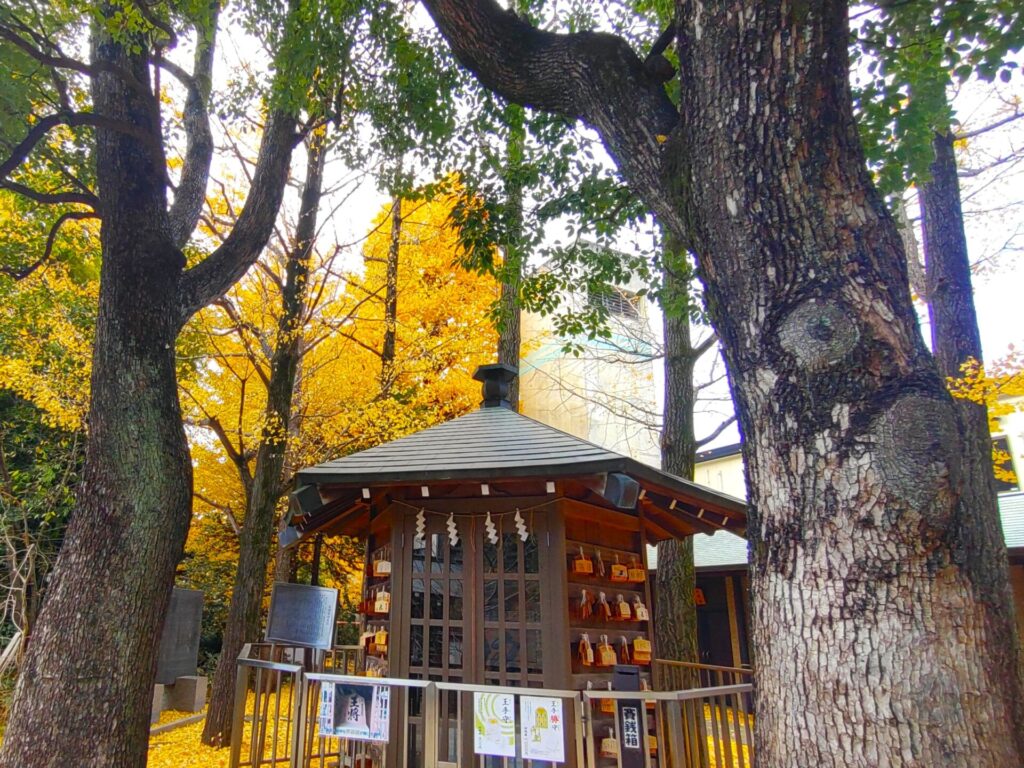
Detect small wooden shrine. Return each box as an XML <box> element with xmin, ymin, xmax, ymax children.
<box><xmin>286</xmin><ymin>364</ymin><xmax>746</xmax><ymax>764</ymax></box>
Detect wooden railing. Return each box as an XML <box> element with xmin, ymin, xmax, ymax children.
<box><xmin>230</xmin><ymin>649</ymin><xmax>756</xmax><ymax>768</ymax></box>
<box><xmin>653</xmin><ymin>659</ymin><xmax>754</xmax><ymax>690</ymax></box>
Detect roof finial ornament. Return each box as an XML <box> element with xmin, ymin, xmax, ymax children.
<box><xmin>472</xmin><ymin>363</ymin><xmax>518</xmax><ymax>409</ymax></box>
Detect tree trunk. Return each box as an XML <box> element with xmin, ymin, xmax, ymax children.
<box><xmin>672</xmin><ymin>4</ymin><xmax>1024</xmax><ymax>763</ymax></box>
<box><xmin>310</xmin><ymin>533</ymin><xmax>324</xmax><ymax>586</ymax></box>
<box><xmin>0</xmin><ymin>31</ymin><xmax>190</xmax><ymax>768</ymax></box>
<box><xmin>497</xmin><ymin>101</ymin><xmax>525</xmax><ymax>410</ymax></box>
<box><xmin>379</xmin><ymin>195</ymin><xmax>402</xmax><ymax>398</ymax></box>
<box><xmin>202</xmin><ymin>132</ymin><xmax>327</xmax><ymax>747</ymax></box>
<box><xmin>655</xmin><ymin>253</ymin><xmax>699</xmax><ymax>690</ymax></box>
<box><xmin>418</xmin><ymin>0</ymin><xmax>1024</xmax><ymax>763</ymax></box>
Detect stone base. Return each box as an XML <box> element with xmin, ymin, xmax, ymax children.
<box><xmin>165</xmin><ymin>675</ymin><xmax>208</xmax><ymax>712</ymax></box>
<box><xmin>151</xmin><ymin>675</ymin><xmax>208</xmax><ymax>724</ymax></box>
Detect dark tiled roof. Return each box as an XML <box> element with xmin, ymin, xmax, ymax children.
<box><xmin>297</xmin><ymin>405</ymin><xmax>745</xmax><ymax>517</ymax></box>
<box><xmin>696</xmin><ymin>442</ymin><xmax>742</xmax><ymax>462</ymax></box>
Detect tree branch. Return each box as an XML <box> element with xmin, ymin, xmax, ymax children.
<box><xmin>419</xmin><ymin>0</ymin><xmax>685</xmax><ymax>237</ymax></box>
<box><xmin>1</xmin><ymin>111</ymin><xmax>160</xmax><ymax>182</ymax></box>
<box><xmin>0</xmin><ymin>180</ymin><xmax>97</xmax><ymax>208</ymax></box>
<box><xmin>177</xmin><ymin>110</ymin><xmax>298</xmax><ymax>322</ymax></box>
<box><xmin>165</xmin><ymin>6</ymin><xmax>218</xmax><ymax>248</ymax></box>
<box><xmin>0</xmin><ymin>21</ymin><xmax>151</xmax><ymax>98</ymax></box>
<box><xmin>695</xmin><ymin>415</ymin><xmax>737</xmax><ymax>448</ymax></box>
<box><xmin>0</xmin><ymin>210</ymin><xmax>98</xmax><ymax>280</ymax></box>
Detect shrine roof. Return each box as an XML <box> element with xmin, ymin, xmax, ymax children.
<box><xmin>296</xmin><ymin>398</ymin><xmax>745</xmax><ymax>520</ymax></box>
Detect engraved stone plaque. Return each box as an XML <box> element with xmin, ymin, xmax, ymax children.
<box><xmin>265</xmin><ymin>582</ymin><xmax>339</xmax><ymax>650</ymax></box>
<box><xmin>155</xmin><ymin>588</ymin><xmax>204</xmax><ymax>685</ymax></box>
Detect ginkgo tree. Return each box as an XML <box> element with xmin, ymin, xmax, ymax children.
<box><xmin>180</xmin><ymin>179</ymin><xmax>497</xmax><ymax>742</ymax></box>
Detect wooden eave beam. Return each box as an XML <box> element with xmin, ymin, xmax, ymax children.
<box><xmin>642</xmin><ymin>501</ymin><xmax>712</xmax><ymax>540</ymax></box>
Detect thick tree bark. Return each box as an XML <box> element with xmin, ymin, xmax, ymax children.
<box><xmin>655</xmin><ymin>255</ymin><xmax>700</xmax><ymax>690</ymax></box>
<box><xmin>202</xmin><ymin>132</ymin><xmax>326</xmax><ymax>746</ymax></box>
<box><xmin>497</xmin><ymin>102</ymin><xmax>525</xmax><ymax>410</ymax></box>
<box><xmin>0</xmin><ymin>28</ymin><xmax>190</xmax><ymax>768</ymax></box>
<box><xmin>0</xmin><ymin>7</ymin><xmax>298</xmax><ymax>763</ymax></box>
<box><xmin>379</xmin><ymin>195</ymin><xmax>402</xmax><ymax>398</ymax></box>
<box><xmin>422</xmin><ymin>1</ymin><xmax>1024</xmax><ymax>764</ymax></box>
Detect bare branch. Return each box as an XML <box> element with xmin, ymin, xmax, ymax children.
<box><xmin>695</xmin><ymin>415</ymin><xmax>737</xmax><ymax>448</ymax></box>
<box><xmin>166</xmin><ymin>7</ymin><xmax>218</xmax><ymax>248</ymax></box>
<box><xmin>177</xmin><ymin>111</ymin><xmax>299</xmax><ymax>322</ymax></box>
<box><xmin>957</xmin><ymin>110</ymin><xmax>1023</xmax><ymax>141</ymax></box>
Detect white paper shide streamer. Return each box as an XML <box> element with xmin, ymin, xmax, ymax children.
<box><xmin>514</xmin><ymin>508</ymin><xmax>528</xmax><ymax>542</ymax></box>
<box><xmin>415</xmin><ymin>508</ymin><xmax>426</xmax><ymax>546</ymax></box>
<box><xmin>485</xmin><ymin>511</ymin><xmax>498</xmax><ymax>545</ymax></box>
<box><xmin>446</xmin><ymin>511</ymin><xmax>459</xmax><ymax>546</ymax></box>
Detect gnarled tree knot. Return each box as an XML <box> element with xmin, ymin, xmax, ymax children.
<box><xmin>778</xmin><ymin>298</ymin><xmax>859</xmax><ymax>371</ymax></box>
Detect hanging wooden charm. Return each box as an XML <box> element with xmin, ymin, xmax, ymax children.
<box><xmin>578</xmin><ymin>589</ymin><xmax>594</xmax><ymax>620</ymax></box>
<box><xmin>374</xmin><ymin>626</ymin><xmax>389</xmax><ymax>656</ymax></box>
<box><xmin>618</xmin><ymin>635</ymin><xmax>631</xmax><ymax>664</ymax></box>
<box><xmin>627</xmin><ymin>556</ymin><xmax>646</xmax><ymax>583</ymax></box>
<box><xmin>578</xmin><ymin>633</ymin><xmax>595</xmax><ymax>666</ymax></box>
<box><xmin>597</xmin><ymin>634</ymin><xmax>617</xmax><ymax>667</ymax></box>
<box><xmin>372</xmin><ymin>551</ymin><xmax>391</xmax><ymax>577</ymax></box>
<box><xmin>596</xmin><ymin>549</ymin><xmax>606</xmax><ymax>578</ymax></box>
<box><xmin>600</xmin><ymin>682</ymin><xmax>615</xmax><ymax>714</ymax></box>
<box><xmin>610</xmin><ymin>554</ymin><xmax>628</xmax><ymax>582</ymax></box>
<box><xmin>597</xmin><ymin>592</ymin><xmax>612</xmax><ymax>621</ymax></box>
<box><xmin>633</xmin><ymin>596</ymin><xmax>650</xmax><ymax>622</ymax></box>
<box><xmin>373</xmin><ymin>588</ymin><xmax>391</xmax><ymax>615</ymax></box>
<box><xmin>600</xmin><ymin>728</ymin><xmax>619</xmax><ymax>758</ymax></box>
<box><xmin>632</xmin><ymin>636</ymin><xmax>652</xmax><ymax>664</ymax></box>
<box><xmin>572</xmin><ymin>545</ymin><xmax>594</xmax><ymax>575</ymax></box>
<box><xmin>616</xmin><ymin>594</ymin><xmax>632</xmax><ymax>621</ymax></box>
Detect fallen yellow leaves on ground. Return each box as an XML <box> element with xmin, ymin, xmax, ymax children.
<box><xmin>148</xmin><ymin>710</ymin><xmax>227</xmax><ymax>768</ymax></box>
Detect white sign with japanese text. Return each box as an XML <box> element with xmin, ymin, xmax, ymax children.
<box><xmin>521</xmin><ymin>696</ymin><xmax>566</xmax><ymax>762</ymax></box>
<box><xmin>319</xmin><ymin>682</ymin><xmax>391</xmax><ymax>742</ymax></box>
<box><xmin>621</xmin><ymin>706</ymin><xmax>641</xmax><ymax>750</ymax></box>
<box><xmin>474</xmin><ymin>692</ymin><xmax>517</xmax><ymax>757</ymax></box>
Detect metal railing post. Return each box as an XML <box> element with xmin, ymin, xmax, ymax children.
<box><xmin>422</xmin><ymin>681</ymin><xmax>439</xmax><ymax>768</ymax></box>
<box><xmin>572</xmin><ymin>693</ymin><xmax>586</xmax><ymax>768</ymax></box>
<box><xmin>290</xmin><ymin>672</ymin><xmax>307</xmax><ymax>768</ymax></box>
<box><xmin>229</xmin><ymin>662</ymin><xmax>251</xmax><ymax>768</ymax></box>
